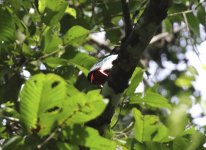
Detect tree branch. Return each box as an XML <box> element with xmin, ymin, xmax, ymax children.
<box><xmin>89</xmin><ymin>36</ymin><xmax>112</xmax><ymax>52</ymax></box>
<box><xmin>88</xmin><ymin>0</ymin><xmax>173</xmax><ymax>134</ymax></box>
<box><xmin>150</xmin><ymin>23</ymin><xmax>186</xmax><ymax>44</ymax></box>
<box><xmin>108</xmin><ymin>0</ymin><xmax>172</xmax><ymax>93</ymax></box>
<box><xmin>121</xmin><ymin>0</ymin><xmax>132</xmax><ymax>38</ymax></box>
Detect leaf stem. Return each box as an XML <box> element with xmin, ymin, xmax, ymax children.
<box><xmin>39</xmin><ymin>49</ymin><xmax>62</xmax><ymax>60</ymax></box>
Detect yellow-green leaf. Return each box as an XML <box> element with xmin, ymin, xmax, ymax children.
<box><xmin>63</xmin><ymin>26</ymin><xmax>90</xmax><ymax>46</ymax></box>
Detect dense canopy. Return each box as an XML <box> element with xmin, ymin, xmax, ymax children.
<box><xmin>0</xmin><ymin>0</ymin><xmax>206</xmax><ymax>149</ymax></box>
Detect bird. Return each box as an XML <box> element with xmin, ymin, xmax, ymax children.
<box><xmin>87</xmin><ymin>54</ymin><xmax>118</xmax><ymax>86</ymax></box>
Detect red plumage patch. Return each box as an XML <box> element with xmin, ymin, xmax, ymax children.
<box><xmin>87</xmin><ymin>54</ymin><xmax>118</xmax><ymax>85</ymax></box>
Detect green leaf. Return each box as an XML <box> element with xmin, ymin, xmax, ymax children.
<box><xmin>63</xmin><ymin>125</ymin><xmax>116</xmax><ymax>150</ymax></box>
<box><xmin>142</xmin><ymin>115</ymin><xmax>159</xmax><ymax>141</ymax></box>
<box><xmin>38</xmin><ymin>0</ymin><xmax>67</xmax><ymax>25</ymax></box>
<box><xmin>132</xmin><ymin>108</ymin><xmax>144</xmax><ymax>142</ymax></box>
<box><xmin>152</xmin><ymin>124</ymin><xmax>170</xmax><ymax>142</ymax></box>
<box><xmin>41</xmin><ymin>27</ymin><xmax>62</xmax><ymax>54</ymax></box>
<box><xmin>20</xmin><ymin>74</ymin><xmax>105</xmax><ymax>136</ymax></box>
<box><xmin>181</xmin><ymin>127</ymin><xmax>196</xmax><ymax>136</ymax></box>
<box><xmin>69</xmin><ymin>53</ymin><xmax>97</xmax><ymax>74</ymax></box>
<box><xmin>63</xmin><ymin>26</ymin><xmax>90</xmax><ymax>46</ymax></box>
<box><xmin>83</xmin><ymin>44</ymin><xmax>96</xmax><ymax>52</ymax></box>
<box><xmin>0</xmin><ymin>8</ymin><xmax>15</xmax><ymax>43</ymax></box>
<box><xmin>175</xmin><ymin>73</ymin><xmax>194</xmax><ymax>88</ymax></box>
<box><xmin>130</xmin><ymin>91</ymin><xmax>172</xmax><ymax>109</ymax></box>
<box><xmin>173</xmin><ymin>137</ymin><xmax>190</xmax><ymax>150</ymax></box>
<box><xmin>55</xmin><ymin>66</ymin><xmax>79</xmax><ymax>84</ymax></box>
<box><xmin>63</xmin><ymin>48</ymin><xmax>97</xmax><ymax>75</ymax></box>
<box><xmin>168</xmin><ymin>4</ymin><xmax>186</xmax><ymax>23</ymax></box>
<box><xmin>126</xmin><ymin>67</ymin><xmax>143</xmax><ymax>95</ymax></box>
<box><xmin>65</xmin><ymin>7</ymin><xmax>76</xmax><ymax>19</ymax></box>
<box><xmin>133</xmin><ymin>143</ymin><xmax>146</xmax><ymax>150</ymax></box>
<box><xmin>186</xmin><ymin>131</ymin><xmax>206</xmax><ymax>150</ymax></box>
<box><xmin>62</xmin><ymin>90</ymin><xmax>107</xmax><ymax>124</ymax></box>
<box><xmin>168</xmin><ymin>3</ymin><xmax>187</xmax><ymax>14</ymax></box>
<box><xmin>0</xmin><ymin>74</ymin><xmax>23</xmax><ymax>103</ymax></box>
<box><xmin>145</xmin><ymin>142</ymin><xmax>169</xmax><ymax>150</ymax></box>
<box><xmin>106</xmin><ymin>28</ymin><xmax>121</xmax><ymax>43</ymax></box>
<box><xmin>167</xmin><ymin>104</ymin><xmax>189</xmax><ymax>137</ymax></box>
<box><xmin>2</xmin><ymin>136</ymin><xmax>25</xmax><ymax>150</ymax></box>
<box><xmin>186</xmin><ymin>13</ymin><xmax>200</xmax><ymax>36</ymax></box>
<box><xmin>20</xmin><ymin>73</ymin><xmax>68</xmax><ymax>136</ymax></box>
<box><xmin>56</xmin><ymin>142</ymin><xmax>78</xmax><ymax>150</ymax></box>
<box><xmin>43</xmin><ymin>57</ymin><xmax>67</xmax><ymax>68</ymax></box>
<box><xmin>133</xmin><ymin>108</ymin><xmax>169</xmax><ymax>142</ymax></box>
<box><xmin>163</xmin><ymin>19</ymin><xmax>172</xmax><ymax>32</ymax></box>
<box><xmin>197</xmin><ymin>5</ymin><xmax>206</xmax><ymax>26</ymax></box>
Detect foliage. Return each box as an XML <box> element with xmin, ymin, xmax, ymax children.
<box><xmin>0</xmin><ymin>0</ymin><xmax>206</xmax><ymax>149</ymax></box>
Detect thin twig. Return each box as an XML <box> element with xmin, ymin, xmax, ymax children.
<box><xmin>111</xmin><ymin>98</ymin><xmax>127</xmax><ymax>129</ymax></box>
<box><xmin>122</xmin><ymin>122</ymin><xmax>134</xmax><ymax>132</ymax></box>
<box><xmin>37</xmin><ymin>121</ymin><xmax>64</xmax><ymax>148</ymax></box>
<box><xmin>150</xmin><ymin>24</ymin><xmax>186</xmax><ymax>44</ymax></box>
<box><xmin>113</xmin><ymin>122</ymin><xmax>134</xmax><ymax>139</ymax></box>
<box><xmin>37</xmin><ymin>129</ymin><xmax>58</xmax><ymax>149</ymax></box>
<box><xmin>168</xmin><ymin>1</ymin><xmax>206</xmax><ymax>17</ymax></box>
<box><xmin>195</xmin><ymin>0</ymin><xmax>206</xmax><ymax>9</ymax></box>
<box><xmin>183</xmin><ymin>12</ymin><xmax>200</xmax><ymax>57</ymax></box>
<box><xmin>0</xmin><ymin>116</ymin><xmax>20</xmax><ymax>122</ymax></box>
<box><xmin>168</xmin><ymin>10</ymin><xmax>193</xmax><ymax>16</ymax></box>
<box><xmin>182</xmin><ymin>13</ymin><xmax>190</xmax><ymax>31</ymax></box>
<box><xmin>39</xmin><ymin>49</ymin><xmax>62</xmax><ymax>60</ymax></box>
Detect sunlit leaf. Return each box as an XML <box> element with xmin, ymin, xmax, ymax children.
<box><xmin>38</xmin><ymin>0</ymin><xmax>67</xmax><ymax>25</ymax></box>
<box><xmin>133</xmin><ymin>108</ymin><xmax>169</xmax><ymax>142</ymax></box>
<box><xmin>56</xmin><ymin>142</ymin><xmax>78</xmax><ymax>150</ymax></box>
<box><xmin>62</xmin><ymin>90</ymin><xmax>107</xmax><ymax>124</ymax></box>
<box><xmin>69</xmin><ymin>53</ymin><xmax>97</xmax><ymax>75</ymax></box>
<box><xmin>20</xmin><ymin>76</ymin><xmax>105</xmax><ymax>136</ymax></box>
<box><xmin>175</xmin><ymin>72</ymin><xmax>194</xmax><ymax>88</ymax></box>
<box><xmin>144</xmin><ymin>142</ymin><xmax>169</xmax><ymax>150</ymax></box>
<box><xmin>83</xmin><ymin>44</ymin><xmax>96</xmax><ymax>52</ymax></box>
<box><xmin>142</xmin><ymin>115</ymin><xmax>159</xmax><ymax>141</ymax></box>
<box><xmin>130</xmin><ymin>91</ymin><xmax>172</xmax><ymax>109</ymax></box>
<box><xmin>20</xmin><ymin>74</ymin><xmax>68</xmax><ymax>136</ymax></box>
<box><xmin>63</xmin><ymin>49</ymin><xmax>97</xmax><ymax>75</ymax></box>
<box><xmin>0</xmin><ymin>8</ymin><xmax>15</xmax><ymax>43</ymax></box>
<box><xmin>63</xmin><ymin>26</ymin><xmax>90</xmax><ymax>46</ymax></box>
<box><xmin>152</xmin><ymin>124</ymin><xmax>170</xmax><ymax>142</ymax></box>
<box><xmin>173</xmin><ymin>137</ymin><xmax>190</xmax><ymax>150</ymax></box>
<box><xmin>63</xmin><ymin>125</ymin><xmax>116</xmax><ymax>150</ymax></box>
<box><xmin>126</xmin><ymin>67</ymin><xmax>143</xmax><ymax>95</ymax></box>
<box><xmin>167</xmin><ymin>104</ymin><xmax>189</xmax><ymax>137</ymax></box>
<box><xmin>186</xmin><ymin>131</ymin><xmax>206</xmax><ymax>150</ymax></box>
<box><xmin>43</xmin><ymin>57</ymin><xmax>67</xmax><ymax>68</ymax></box>
<box><xmin>41</xmin><ymin>27</ymin><xmax>62</xmax><ymax>54</ymax></box>
<box><xmin>181</xmin><ymin>127</ymin><xmax>196</xmax><ymax>136</ymax></box>
<box><xmin>133</xmin><ymin>108</ymin><xmax>144</xmax><ymax>142</ymax></box>
<box><xmin>65</xmin><ymin>7</ymin><xmax>76</xmax><ymax>19</ymax></box>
